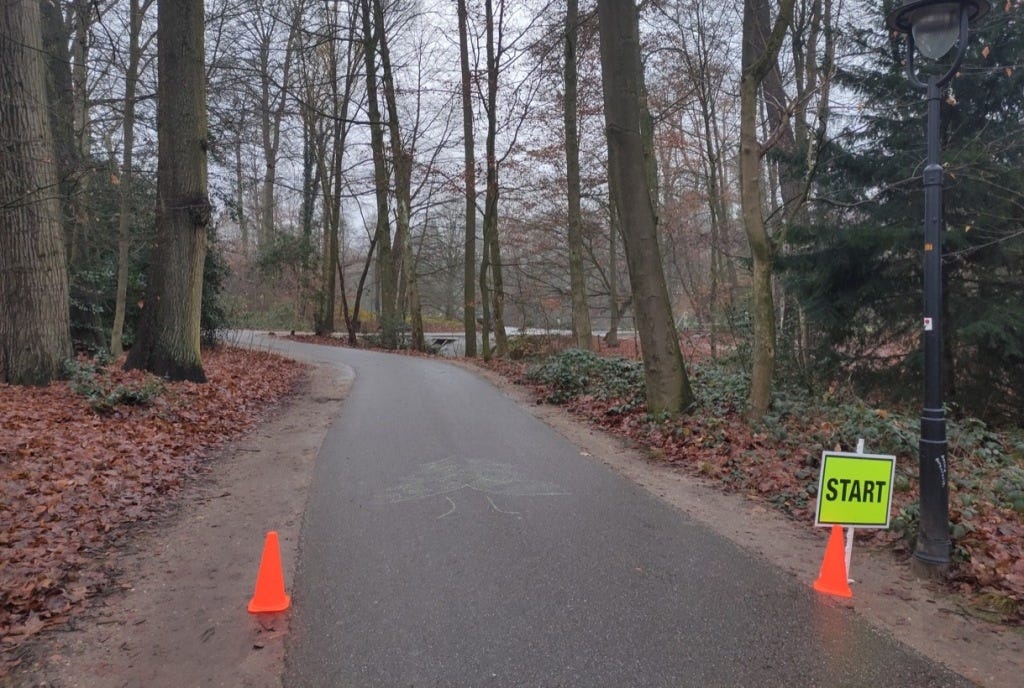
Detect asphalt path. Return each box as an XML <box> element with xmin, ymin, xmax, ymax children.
<box><xmin>247</xmin><ymin>334</ymin><xmax>973</xmax><ymax>688</ymax></box>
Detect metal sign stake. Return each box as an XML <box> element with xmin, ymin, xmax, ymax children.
<box><xmin>843</xmin><ymin>438</ymin><xmax>869</xmax><ymax>582</ymax></box>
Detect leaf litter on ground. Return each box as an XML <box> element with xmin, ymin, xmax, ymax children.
<box><xmin>0</xmin><ymin>346</ymin><xmax>304</xmax><ymax>670</ymax></box>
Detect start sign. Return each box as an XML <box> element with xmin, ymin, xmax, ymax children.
<box><xmin>815</xmin><ymin>451</ymin><xmax>896</xmax><ymax>528</ymax></box>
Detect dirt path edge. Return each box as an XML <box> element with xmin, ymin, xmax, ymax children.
<box><xmin>11</xmin><ymin>362</ymin><xmax>352</xmax><ymax>688</ymax></box>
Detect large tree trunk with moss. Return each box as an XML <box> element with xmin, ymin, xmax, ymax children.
<box><xmin>739</xmin><ymin>0</ymin><xmax>796</xmax><ymax>420</ymax></box>
<box><xmin>595</xmin><ymin>0</ymin><xmax>694</xmax><ymax>415</ymax></box>
<box><xmin>456</xmin><ymin>0</ymin><xmax>477</xmax><ymax>358</ymax></box>
<box><xmin>564</xmin><ymin>0</ymin><xmax>592</xmax><ymax>350</ymax></box>
<box><xmin>125</xmin><ymin>0</ymin><xmax>209</xmax><ymax>381</ymax></box>
<box><xmin>0</xmin><ymin>1</ymin><xmax>72</xmax><ymax>385</ymax></box>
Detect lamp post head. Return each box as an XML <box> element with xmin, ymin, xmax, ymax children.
<box><xmin>887</xmin><ymin>1</ymin><xmax>990</xmax><ymax>59</ymax></box>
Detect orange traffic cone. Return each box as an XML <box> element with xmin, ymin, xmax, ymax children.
<box><xmin>248</xmin><ymin>531</ymin><xmax>291</xmax><ymax>613</ymax></box>
<box><xmin>813</xmin><ymin>524</ymin><xmax>853</xmax><ymax>598</ymax></box>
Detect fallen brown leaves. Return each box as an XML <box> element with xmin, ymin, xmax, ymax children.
<box><xmin>0</xmin><ymin>347</ymin><xmax>304</xmax><ymax>666</ymax></box>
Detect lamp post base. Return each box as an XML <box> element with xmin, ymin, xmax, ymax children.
<box><xmin>912</xmin><ymin>537</ymin><xmax>952</xmax><ymax>579</ymax></box>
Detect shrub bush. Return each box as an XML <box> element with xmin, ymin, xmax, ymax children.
<box><xmin>62</xmin><ymin>358</ymin><xmax>164</xmax><ymax>415</ymax></box>
<box><xmin>525</xmin><ymin>349</ymin><xmax>644</xmax><ymax>405</ymax></box>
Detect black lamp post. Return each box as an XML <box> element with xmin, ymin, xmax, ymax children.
<box><xmin>885</xmin><ymin>0</ymin><xmax>989</xmax><ymax>574</ymax></box>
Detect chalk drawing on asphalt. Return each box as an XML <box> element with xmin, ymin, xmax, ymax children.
<box><xmin>382</xmin><ymin>457</ymin><xmax>569</xmax><ymax>518</ymax></box>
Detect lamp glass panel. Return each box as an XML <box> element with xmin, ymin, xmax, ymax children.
<box><xmin>910</xmin><ymin>3</ymin><xmax>961</xmax><ymax>59</ymax></box>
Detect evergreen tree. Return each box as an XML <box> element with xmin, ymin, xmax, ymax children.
<box><xmin>787</xmin><ymin>1</ymin><xmax>1024</xmax><ymax>424</ymax></box>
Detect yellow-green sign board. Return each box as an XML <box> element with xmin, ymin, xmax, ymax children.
<box><xmin>815</xmin><ymin>451</ymin><xmax>896</xmax><ymax>528</ymax></box>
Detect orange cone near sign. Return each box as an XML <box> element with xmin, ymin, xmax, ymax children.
<box><xmin>813</xmin><ymin>524</ymin><xmax>853</xmax><ymax>598</ymax></box>
<box><xmin>248</xmin><ymin>531</ymin><xmax>291</xmax><ymax>613</ymax></box>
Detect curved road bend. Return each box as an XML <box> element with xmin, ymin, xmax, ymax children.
<box><xmin>247</xmin><ymin>334</ymin><xmax>972</xmax><ymax>688</ymax></box>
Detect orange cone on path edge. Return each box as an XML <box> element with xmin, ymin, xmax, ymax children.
<box><xmin>248</xmin><ymin>531</ymin><xmax>291</xmax><ymax>613</ymax></box>
<box><xmin>813</xmin><ymin>524</ymin><xmax>853</xmax><ymax>598</ymax></box>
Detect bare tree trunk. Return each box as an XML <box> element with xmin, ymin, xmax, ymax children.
<box><xmin>456</xmin><ymin>0</ymin><xmax>477</xmax><ymax>357</ymax></box>
<box><xmin>38</xmin><ymin>0</ymin><xmax>79</xmax><ymax>261</ymax></box>
<box><xmin>375</xmin><ymin>0</ymin><xmax>424</xmax><ymax>351</ymax></box>
<box><xmin>479</xmin><ymin>226</ymin><xmax>492</xmax><ymax>360</ymax></box>
<box><xmin>314</xmin><ymin>2</ymin><xmax>362</xmax><ymax>339</ymax></box>
<box><xmin>256</xmin><ymin>5</ymin><xmax>299</xmax><ymax>251</ymax></box>
<box><xmin>702</xmin><ymin>90</ymin><xmax>731</xmax><ymax>359</ymax></box>
<box><xmin>708</xmin><ymin>223</ymin><xmax>720</xmax><ymax>357</ymax></box>
<box><xmin>300</xmin><ymin>116</ymin><xmax>317</xmax><ymax>251</ymax></box>
<box><xmin>340</xmin><ymin>234</ymin><xmax>377</xmax><ymax>345</ymax></box>
<box><xmin>483</xmin><ymin>0</ymin><xmax>507</xmax><ymax>356</ymax></box>
<box><xmin>564</xmin><ymin>0</ymin><xmax>592</xmax><ymax>350</ymax></box>
<box><xmin>397</xmin><ymin>153</ymin><xmax>424</xmax><ymax>349</ymax></box>
<box><xmin>125</xmin><ymin>0</ymin><xmax>209</xmax><ymax>381</ymax></box>
<box><xmin>596</xmin><ymin>0</ymin><xmax>694</xmax><ymax>415</ymax></box>
<box><xmin>317</xmin><ymin>7</ymin><xmax>340</xmax><ymax>335</ymax></box>
<box><xmin>359</xmin><ymin>0</ymin><xmax>396</xmax><ymax>347</ymax></box>
<box><xmin>0</xmin><ymin>0</ymin><xmax>72</xmax><ymax>385</ymax></box>
<box><xmin>739</xmin><ymin>0</ymin><xmax>796</xmax><ymax>420</ymax></box>
<box><xmin>321</xmin><ymin>198</ymin><xmax>336</xmax><ymax>333</ymax></box>
<box><xmin>259</xmin><ymin>171</ymin><xmax>275</xmax><ymax>249</ymax></box>
<box><xmin>483</xmin><ymin>200</ymin><xmax>505</xmax><ymax>355</ymax></box>
<box><xmin>234</xmin><ymin>112</ymin><xmax>249</xmax><ymax>256</ymax></box>
<box><xmin>755</xmin><ymin>0</ymin><xmax>798</xmax><ymax>376</ymax></box>
<box><xmin>313</xmin><ymin>0</ymin><xmax>357</xmax><ymax>335</ymax></box>
<box><xmin>68</xmin><ymin>0</ymin><xmax>92</xmax><ymax>267</ymax></box>
<box><xmin>691</xmin><ymin>9</ymin><xmax>729</xmax><ymax>357</ymax></box>
<box><xmin>605</xmin><ymin>188</ymin><xmax>620</xmax><ymax>347</ymax></box>
<box><xmin>787</xmin><ymin>0</ymin><xmax>836</xmax><ymax>383</ymax></box>
<box><xmin>111</xmin><ymin>0</ymin><xmax>152</xmax><ymax>357</ymax></box>
<box><xmin>669</xmin><ymin>0</ymin><xmax>744</xmax><ymax>356</ymax></box>
<box><xmin>71</xmin><ymin>0</ymin><xmax>91</xmax><ymax>159</ymax></box>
